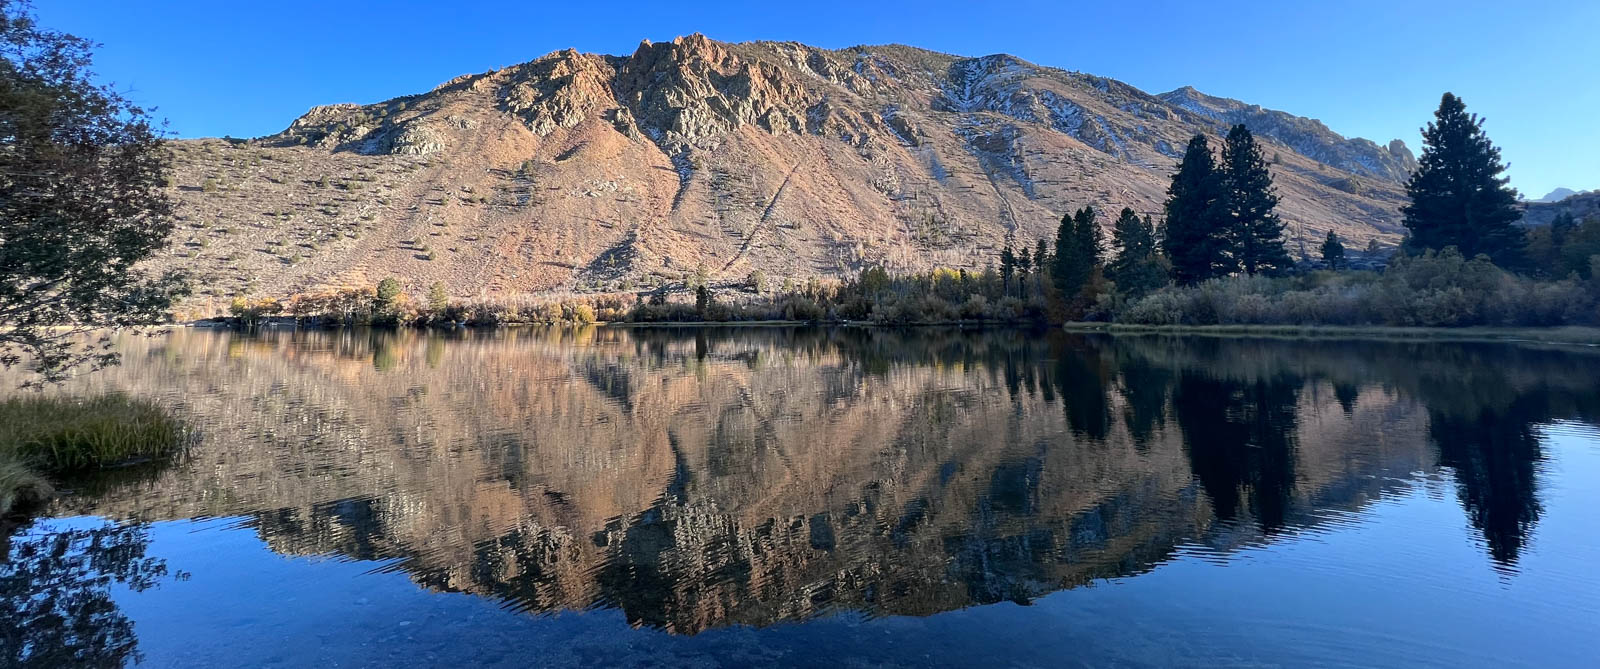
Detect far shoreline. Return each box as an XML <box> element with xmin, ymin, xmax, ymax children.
<box><xmin>168</xmin><ymin>318</ymin><xmax>1600</xmax><ymax>346</ymax></box>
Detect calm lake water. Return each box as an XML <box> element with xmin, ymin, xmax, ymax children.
<box><xmin>4</xmin><ymin>327</ymin><xmax>1599</xmax><ymax>667</ymax></box>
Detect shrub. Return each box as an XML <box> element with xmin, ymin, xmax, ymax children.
<box><xmin>1112</xmin><ymin>247</ymin><xmax>1600</xmax><ymax>328</ymax></box>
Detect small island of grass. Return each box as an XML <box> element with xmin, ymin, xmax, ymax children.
<box><xmin>0</xmin><ymin>395</ymin><xmax>187</xmax><ymax>516</ymax></box>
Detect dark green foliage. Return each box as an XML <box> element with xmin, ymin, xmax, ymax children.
<box><xmin>1402</xmin><ymin>93</ymin><xmax>1525</xmax><ymax>267</ymax></box>
<box><xmin>1017</xmin><ymin>246</ymin><xmax>1033</xmax><ymax>275</ymax></box>
<box><xmin>1054</xmin><ymin>207</ymin><xmax>1102</xmax><ymax>298</ymax></box>
<box><xmin>0</xmin><ymin>2</ymin><xmax>186</xmax><ymax>385</ymax></box>
<box><xmin>1321</xmin><ymin>231</ymin><xmax>1346</xmax><ymax>269</ymax></box>
<box><xmin>1107</xmin><ymin>208</ymin><xmax>1168</xmax><ymax>300</ymax></box>
<box><xmin>999</xmin><ymin>233</ymin><xmax>1017</xmax><ymax>293</ymax></box>
<box><xmin>1033</xmin><ymin>239</ymin><xmax>1052</xmax><ymax>277</ymax></box>
<box><xmin>1222</xmin><ymin>125</ymin><xmax>1291</xmax><ymax>275</ymax></box>
<box><xmin>1551</xmin><ymin>212</ymin><xmax>1577</xmax><ymax>247</ymax></box>
<box><xmin>695</xmin><ymin>285</ymin><xmax>711</xmax><ymax>315</ymax></box>
<box><xmin>1527</xmin><ymin>214</ymin><xmax>1600</xmax><ymax>279</ymax></box>
<box><xmin>1162</xmin><ymin>135</ymin><xmax>1230</xmax><ymax>284</ymax></box>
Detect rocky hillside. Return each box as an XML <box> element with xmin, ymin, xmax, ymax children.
<box><xmin>1157</xmin><ymin>86</ymin><xmax>1417</xmax><ymax>183</ymax></box>
<box><xmin>1522</xmin><ymin>190</ymin><xmax>1600</xmax><ymax>226</ymax></box>
<box><xmin>155</xmin><ymin>35</ymin><xmax>1412</xmax><ymax>311</ymax></box>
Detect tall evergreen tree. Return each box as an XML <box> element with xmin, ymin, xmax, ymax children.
<box><xmin>1074</xmin><ymin>206</ymin><xmax>1102</xmax><ymax>280</ymax></box>
<box><xmin>1052</xmin><ymin>211</ymin><xmax>1076</xmax><ymax>295</ymax></box>
<box><xmin>1222</xmin><ymin>125</ymin><xmax>1291</xmax><ymax>275</ymax></box>
<box><xmin>1034</xmin><ymin>239</ymin><xmax>1052</xmax><ymax>277</ymax></box>
<box><xmin>1162</xmin><ymin>135</ymin><xmax>1230</xmax><ymax>284</ymax></box>
<box><xmin>1320</xmin><ymin>230</ymin><xmax>1346</xmax><ymax>269</ymax></box>
<box><xmin>999</xmin><ymin>232</ymin><xmax>1017</xmax><ymax>296</ymax></box>
<box><xmin>1054</xmin><ymin>206</ymin><xmax>1100</xmax><ymax>298</ymax></box>
<box><xmin>1107</xmin><ymin>207</ymin><xmax>1167</xmax><ymax>300</ymax></box>
<box><xmin>1402</xmin><ymin>93</ymin><xmax>1524</xmax><ymax>267</ymax></box>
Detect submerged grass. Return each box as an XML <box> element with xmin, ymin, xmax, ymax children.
<box><xmin>0</xmin><ymin>394</ymin><xmax>186</xmax><ymax>515</ymax></box>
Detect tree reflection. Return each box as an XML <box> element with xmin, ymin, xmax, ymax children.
<box><xmin>1429</xmin><ymin>397</ymin><xmax>1546</xmax><ymax>568</ymax></box>
<box><xmin>1173</xmin><ymin>373</ymin><xmax>1301</xmax><ymax>531</ymax></box>
<box><xmin>0</xmin><ymin>520</ymin><xmax>176</xmax><ymax>668</ymax></box>
<box><xmin>1051</xmin><ymin>338</ymin><xmax>1112</xmax><ymax>441</ymax></box>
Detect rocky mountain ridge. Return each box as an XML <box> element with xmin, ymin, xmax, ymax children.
<box><xmin>156</xmin><ymin>35</ymin><xmax>1413</xmax><ymax>307</ymax></box>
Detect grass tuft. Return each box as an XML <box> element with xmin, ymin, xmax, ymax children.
<box><xmin>0</xmin><ymin>394</ymin><xmax>187</xmax><ymax>476</ymax></box>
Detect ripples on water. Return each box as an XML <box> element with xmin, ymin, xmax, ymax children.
<box><xmin>3</xmin><ymin>327</ymin><xmax>1599</xmax><ymax>667</ymax></box>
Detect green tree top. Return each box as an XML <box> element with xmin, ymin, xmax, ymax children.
<box><xmin>1162</xmin><ymin>135</ymin><xmax>1230</xmax><ymax>285</ymax></box>
<box><xmin>1107</xmin><ymin>207</ymin><xmax>1166</xmax><ymax>300</ymax></box>
<box><xmin>1222</xmin><ymin>125</ymin><xmax>1291</xmax><ymax>275</ymax></box>
<box><xmin>1054</xmin><ymin>206</ymin><xmax>1101</xmax><ymax>299</ymax></box>
<box><xmin>1402</xmin><ymin>93</ymin><xmax>1524</xmax><ymax>267</ymax></box>
<box><xmin>1320</xmin><ymin>230</ymin><xmax>1346</xmax><ymax>269</ymax></box>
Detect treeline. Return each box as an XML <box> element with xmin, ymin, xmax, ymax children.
<box><xmin>1108</xmin><ymin>92</ymin><xmax>1600</xmax><ymax>327</ymax></box>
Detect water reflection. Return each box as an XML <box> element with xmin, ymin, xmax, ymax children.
<box><xmin>10</xmin><ymin>327</ymin><xmax>1598</xmax><ymax>636</ymax></box>
<box><xmin>0</xmin><ymin>519</ymin><xmax>179</xmax><ymax>667</ymax></box>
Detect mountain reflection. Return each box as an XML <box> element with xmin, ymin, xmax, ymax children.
<box><xmin>23</xmin><ymin>328</ymin><xmax>1600</xmax><ymax>633</ymax></box>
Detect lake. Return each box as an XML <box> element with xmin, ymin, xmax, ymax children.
<box><xmin>4</xmin><ymin>327</ymin><xmax>1599</xmax><ymax>667</ymax></box>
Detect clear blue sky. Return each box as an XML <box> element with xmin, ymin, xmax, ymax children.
<box><xmin>38</xmin><ymin>0</ymin><xmax>1599</xmax><ymax>198</ymax></box>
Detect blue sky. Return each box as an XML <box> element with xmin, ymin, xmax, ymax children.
<box><xmin>38</xmin><ymin>0</ymin><xmax>1599</xmax><ymax>197</ymax></box>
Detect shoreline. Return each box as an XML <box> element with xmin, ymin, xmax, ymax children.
<box><xmin>1060</xmin><ymin>322</ymin><xmax>1600</xmax><ymax>346</ymax></box>
<box><xmin>169</xmin><ymin>319</ymin><xmax>1600</xmax><ymax>345</ymax></box>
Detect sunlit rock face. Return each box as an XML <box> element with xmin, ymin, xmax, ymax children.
<box><xmin>43</xmin><ymin>328</ymin><xmax>1595</xmax><ymax>633</ymax></box>
<box><xmin>155</xmin><ymin>35</ymin><xmax>1412</xmax><ymax>306</ymax></box>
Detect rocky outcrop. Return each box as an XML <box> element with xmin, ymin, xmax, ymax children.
<box><xmin>158</xmin><ymin>36</ymin><xmax>1413</xmax><ymax>302</ymax></box>
<box><xmin>1159</xmin><ymin>86</ymin><xmax>1417</xmax><ymax>183</ymax></box>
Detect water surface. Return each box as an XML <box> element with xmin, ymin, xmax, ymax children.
<box><xmin>4</xmin><ymin>327</ymin><xmax>1599</xmax><ymax>667</ymax></box>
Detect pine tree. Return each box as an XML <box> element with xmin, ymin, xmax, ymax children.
<box><xmin>1107</xmin><ymin>207</ymin><xmax>1167</xmax><ymax>300</ymax></box>
<box><xmin>1034</xmin><ymin>239</ymin><xmax>1052</xmax><ymax>277</ymax></box>
<box><xmin>1162</xmin><ymin>135</ymin><xmax>1230</xmax><ymax>284</ymax></box>
<box><xmin>1073</xmin><ymin>206</ymin><xmax>1102</xmax><ymax>274</ymax></box>
<box><xmin>1052</xmin><ymin>211</ymin><xmax>1073</xmax><ymax>294</ymax></box>
<box><xmin>1054</xmin><ymin>207</ymin><xmax>1100</xmax><ymax>298</ymax></box>
<box><xmin>1320</xmin><ymin>231</ymin><xmax>1346</xmax><ymax>270</ymax></box>
<box><xmin>999</xmin><ymin>232</ymin><xmax>1017</xmax><ymax>296</ymax></box>
<box><xmin>1017</xmin><ymin>246</ymin><xmax>1033</xmax><ymax>298</ymax></box>
<box><xmin>427</xmin><ymin>281</ymin><xmax>449</xmax><ymax>313</ymax></box>
<box><xmin>1222</xmin><ymin>125</ymin><xmax>1291</xmax><ymax>275</ymax></box>
<box><xmin>1402</xmin><ymin>93</ymin><xmax>1524</xmax><ymax>267</ymax></box>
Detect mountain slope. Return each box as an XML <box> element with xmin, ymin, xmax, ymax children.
<box><xmin>156</xmin><ymin>35</ymin><xmax>1410</xmax><ymax>309</ymax></box>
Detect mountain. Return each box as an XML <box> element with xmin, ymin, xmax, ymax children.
<box><xmin>1530</xmin><ymin>187</ymin><xmax>1582</xmax><ymax>203</ymax></box>
<box><xmin>155</xmin><ymin>35</ymin><xmax>1410</xmax><ymax>308</ymax></box>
